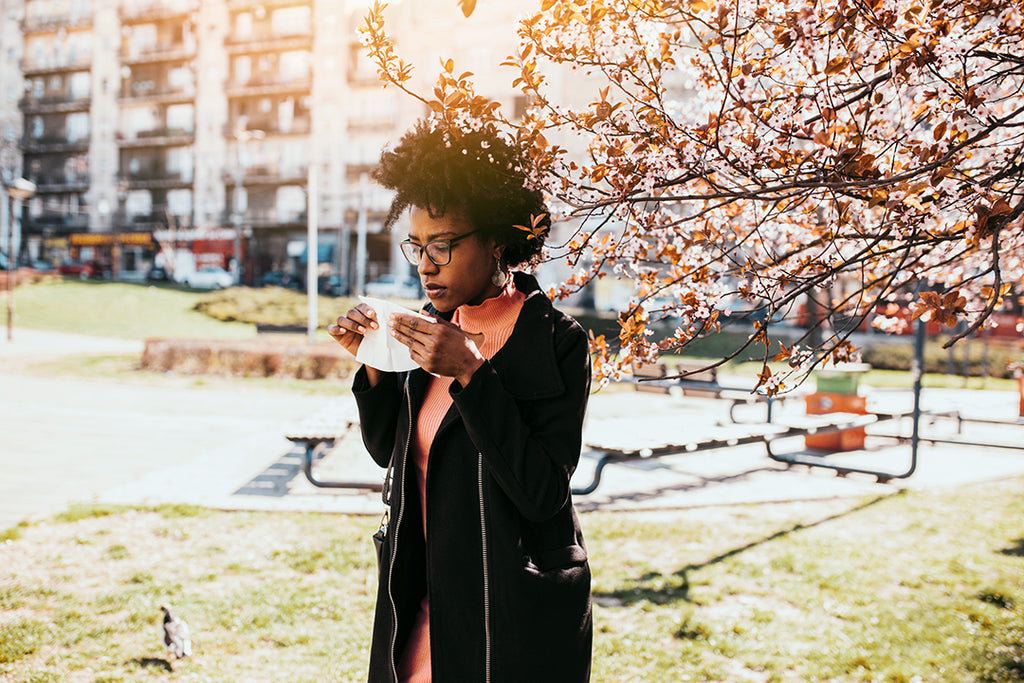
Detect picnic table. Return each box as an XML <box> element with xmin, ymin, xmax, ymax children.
<box><xmin>632</xmin><ymin>361</ymin><xmax>810</xmax><ymax>423</ymax></box>
<box><xmin>285</xmin><ymin>406</ymin><xmax>382</xmax><ymax>491</ymax></box>
<box><xmin>572</xmin><ymin>411</ymin><xmax>882</xmax><ymax>495</ymax></box>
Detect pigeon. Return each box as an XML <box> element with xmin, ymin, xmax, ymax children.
<box><xmin>159</xmin><ymin>604</ymin><xmax>192</xmax><ymax>659</ymax></box>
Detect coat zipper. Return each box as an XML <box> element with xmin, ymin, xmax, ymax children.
<box><xmin>388</xmin><ymin>376</ymin><xmax>413</xmax><ymax>682</ymax></box>
<box><xmin>478</xmin><ymin>454</ymin><xmax>492</xmax><ymax>683</ymax></box>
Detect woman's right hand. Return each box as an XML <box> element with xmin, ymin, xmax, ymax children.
<box><xmin>327</xmin><ymin>303</ymin><xmax>378</xmax><ymax>357</ymax></box>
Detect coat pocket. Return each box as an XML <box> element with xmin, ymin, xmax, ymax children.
<box><xmin>523</xmin><ymin>543</ymin><xmax>588</xmax><ymax>573</ymax></box>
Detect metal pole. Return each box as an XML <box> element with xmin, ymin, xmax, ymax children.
<box><xmin>355</xmin><ymin>173</ymin><xmax>368</xmax><ymax>296</ymax></box>
<box><xmin>4</xmin><ymin>179</ymin><xmax>36</xmax><ymax>342</ymax></box>
<box><xmin>307</xmin><ymin>164</ymin><xmax>318</xmax><ymax>344</ymax></box>
<box><xmin>232</xmin><ymin>143</ymin><xmax>243</xmax><ymax>286</ymax></box>
<box><xmin>910</xmin><ymin>315</ymin><xmax>926</xmax><ymax>467</ymax></box>
<box><xmin>5</xmin><ymin>193</ymin><xmax>13</xmax><ymax>341</ymax></box>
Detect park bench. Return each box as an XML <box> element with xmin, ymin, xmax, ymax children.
<box><xmin>632</xmin><ymin>361</ymin><xmax>810</xmax><ymax>423</ymax></box>
<box><xmin>284</xmin><ymin>405</ymin><xmax>382</xmax><ymax>491</ymax></box>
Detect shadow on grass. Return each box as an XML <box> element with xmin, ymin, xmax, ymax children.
<box><xmin>593</xmin><ymin>493</ymin><xmax>897</xmax><ymax>606</ymax></box>
<box><xmin>574</xmin><ymin>463</ymin><xmax>787</xmax><ymax>513</ymax></box>
<box><xmin>135</xmin><ymin>657</ymin><xmax>173</xmax><ymax>672</ymax></box>
<box><xmin>1000</xmin><ymin>537</ymin><xmax>1024</xmax><ymax>557</ymax></box>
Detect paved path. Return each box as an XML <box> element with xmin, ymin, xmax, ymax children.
<box><xmin>2</xmin><ymin>327</ymin><xmax>1023</xmax><ymax>529</ymax></box>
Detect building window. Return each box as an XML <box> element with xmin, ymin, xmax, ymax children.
<box><xmin>69</xmin><ymin>72</ymin><xmax>90</xmax><ymax>100</ymax></box>
<box><xmin>166</xmin><ymin>104</ymin><xmax>194</xmax><ymax>135</ymax></box>
<box><xmin>235</xmin><ymin>12</ymin><xmax>253</xmax><ymax>40</ymax></box>
<box><xmin>271</xmin><ymin>6</ymin><xmax>310</xmax><ymax>37</ymax></box>
<box><xmin>126</xmin><ymin>190</ymin><xmax>152</xmax><ymax>218</ymax></box>
<box><xmin>66</xmin><ymin>112</ymin><xmax>90</xmax><ymax>143</ymax></box>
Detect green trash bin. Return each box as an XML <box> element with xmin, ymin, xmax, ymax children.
<box><xmin>815</xmin><ymin>363</ymin><xmax>870</xmax><ymax>394</ymax></box>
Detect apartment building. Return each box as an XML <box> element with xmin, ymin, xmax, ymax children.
<box><xmin>2</xmin><ymin>0</ymin><xmax>599</xmax><ymax>295</ymax></box>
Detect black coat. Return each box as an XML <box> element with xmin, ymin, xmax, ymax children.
<box><xmin>353</xmin><ymin>272</ymin><xmax>592</xmax><ymax>683</ymax></box>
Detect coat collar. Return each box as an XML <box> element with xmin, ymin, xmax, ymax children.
<box><xmin>416</xmin><ymin>271</ymin><xmax>566</xmax><ymax>401</ymax></box>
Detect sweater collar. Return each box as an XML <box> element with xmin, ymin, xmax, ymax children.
<box><xmin>416</xmin><ymin>271</ymin><xmax>566</xmax><ymax>400</ymax></box>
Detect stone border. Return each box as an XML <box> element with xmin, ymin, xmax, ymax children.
<box><xmin>142</xmin><ymin>338</ymin><xmax>359</xmax><ymax>380</ymax></box>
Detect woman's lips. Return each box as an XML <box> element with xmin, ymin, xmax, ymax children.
<box><xmin>424</xmin><ymin>283</ymin><xmax>447</xmax><ymax>298</ymax></box>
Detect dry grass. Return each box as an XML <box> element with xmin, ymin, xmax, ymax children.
<box><xmin>1</xmin><ymin>481</ymin><xmax>1022</xmax><ymax>682</ymax></box>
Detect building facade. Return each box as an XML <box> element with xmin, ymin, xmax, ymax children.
<box><xmin>2</xmin><ymin>0</ymin><xmax>532</xmax><ymax>291</ymax></box>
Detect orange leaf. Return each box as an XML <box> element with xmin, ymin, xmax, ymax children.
<box><xmin>458</xmin><ymin>0</ymin><xmax>476</xmax><ymax>16</ymax></box>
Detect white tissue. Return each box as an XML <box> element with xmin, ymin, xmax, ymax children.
<box><xmin>355</xmin><ymin>296</ymin><xmax>435</xmax><ymax>372</ymax></box>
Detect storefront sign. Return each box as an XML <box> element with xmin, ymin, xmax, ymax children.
<box><xmin>69</xmin><ymin>232</ymin><xmax>154</xmax><ymax>247</ymax></box>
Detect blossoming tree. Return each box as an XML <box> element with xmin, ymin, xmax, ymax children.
<box><xmin>362</xmin><ymin>0</ymin><xmax>1024</xmax><ymax>391</ymax></box>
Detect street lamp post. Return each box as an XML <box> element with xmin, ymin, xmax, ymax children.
<box><xmin>232</xmin><ymin>124</ymin><xmax>264</xmax><ymax>285</ymax></box>
<box><xmin>5</xmin><ymin>178</ymin><xmax>37</xmax><ymax>342</ymax></box>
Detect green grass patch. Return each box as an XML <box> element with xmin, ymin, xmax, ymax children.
<box><xmin>50</xmin><ymin>504</ymin><xmax>137</xmax><ymax>525</ymax></box>
<box><xmin>0</xmin><ymin>619</ymin><xmax>51</xmax><ymax>664</ymax></box>
<box><xmin>8</xmin><ymin>279</ymin><xmax>256</xmax><ymax>339</ymax></box>
<box><xmin>1</xmin><ymin>482</ymin><xmax>1022</xmax><ymax>681</ymax></box>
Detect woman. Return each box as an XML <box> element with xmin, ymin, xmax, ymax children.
<box><xmin>328</xmin><ymin>119</ymin><xmax>593</xmax><ymax>682</ymax></box>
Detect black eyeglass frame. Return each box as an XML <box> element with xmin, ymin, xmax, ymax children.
<box><xmin>400</xmin><ymin>230</ymin><xmax>480</xmax><ymax>267</ymax></box>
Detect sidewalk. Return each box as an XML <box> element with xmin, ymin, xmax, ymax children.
<box><xmin>3</xmin><ymin>328</ymin><xmax>1023</xmax><ymax>527</ymax></box>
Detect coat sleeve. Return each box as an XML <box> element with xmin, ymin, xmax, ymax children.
<box><xmin>352</xmin><ymin>365</ymin><xmax>405</xmax><ymax>469</ymax></box>
<box><xmin>450</xmin><ymin>320</ymin><xmax>590</xmax><ymax>522</ymax></box>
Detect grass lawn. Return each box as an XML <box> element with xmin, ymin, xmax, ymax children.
<box><xmin>1</xmin><ymin>480</ymin><xmax>1022</xmax><ymax>682</ymax></box>
<box><xmin>5</xmin><ymin>279</ymin><xmax>257</xmax><ymax>340</ymax></box>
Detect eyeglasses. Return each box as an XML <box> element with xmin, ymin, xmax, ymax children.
<box><xmin>400</xmin><ymin>231</ymin><xmax>479</xmax><ymax>266</ymax></box>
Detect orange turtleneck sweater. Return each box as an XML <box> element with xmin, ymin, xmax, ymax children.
<box><xmin>397</xmin><ymin>278</ymin><xmax>526</xmax><ymax>683</ymax></box>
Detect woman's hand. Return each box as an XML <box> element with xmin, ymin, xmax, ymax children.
<box><xmin>327</xmin><ymin>302</ymin><xmax>379</xmax><ymax>355</ymax></box>
<box><xmin>328</xmin><ymin>303</ymin><xmax>384</xmax><ymax>385</ymax></box>
<box><xmin>389</xmin><ymin>312</ymin><xmax>486</xmax><ymax>386</ymax></box>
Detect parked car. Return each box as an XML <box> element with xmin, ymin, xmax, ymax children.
<box><xmin>147</xmin><ymin>265</ymin><xmax>169</xmax><ymax>282</ymax></box>
<box><xmin>184</xmin><ymin>267</ymin><xmax>234</xmax><ymax>289</ymax></box>
<box><xmin>318</xmin><ymin>275</ymin><xmax>348</xmax><ymax>297</ymax></box>
<box><xmin>364</xmin><ymin>274</ymin><xmax>421</xmax><ymax>300</ymax></box>
<box><xmin>58</xmin><ymin>260</ymin><xmax>101</xmax><ymax>279</ymax></box>
<box><xmin>259</xmin><ymin>270</ymin><xmax>303</xmax><ymax>290</ymax></box>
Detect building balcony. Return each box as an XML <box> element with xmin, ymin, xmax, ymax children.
<box><xmin>26</xmin><ymin>173</ymin><xmax>91</xmax><ymax>193</ymax></box>
<box><xmin>225</xmin><ymin>77</ymin><xmax>312</xmax><ymax>98</ymax></box>
<box><xmin>224</xmin><ymin>32</ymin><xmax>312</xmax><ymax>53</ymax></box>
<box><xmin>225</xmin><ymin>164</ymin><xmax>309</xmax><ymax>186</ymax></box>
<box><xmin>119</xmin><ymin>84</ymin><xmax>196</xmax><ymax>105</ymax></box>
<box><xmin>225</xmin><ymin>117</ymin><xmax>311</xmax><ymax>137</ymax></box>
<box><xmin>239</xmin><ymin>207</ymin><xmax>308</xmax><ymax>228</ymax></box>
<box><xmin>124</xmin><ymin>171</ymin><xmax>194</xmax><ymax>190</ymax></box>
<box><xmin>22</xmin><ymin>138</ymin><xmax>90</xmax><ymax>154</ymax></box>
<box><xmin>22</xmin><ymin>13</ymin><xmax>92</xmax><ymax>33</ymax></box>
<box><xmin>120</xmin><ymin>0</ymin><xmax>199</xmax><ymax>22</ymax></box>
<box><xmin>25</xmin><ymin>212</ymin><xmax>91</xmax><ymax>234</ymax></box>
<box><xmin>121</xmin><ymin>44</ymin><xmax>196</xmax><ymax>65</ymax></box>
<box><xmin>21</xmin><ymin>57</ymin><xmax>93</xmax><ymax>77</ymax></box>
<box><xmin>117</xmin><ymin>129</ymin><xmax>196</xmax><ymax>148</ymax></box>
<box><xmin>19</xmin><ymin>94</ymin><xmax>91</xmax><ymax>114</ymax></box>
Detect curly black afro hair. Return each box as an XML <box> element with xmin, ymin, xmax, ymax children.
<box><xmin>373</xmin><ymin>119</ymin><xmax>550</xmax><ymax>269</ymax></box>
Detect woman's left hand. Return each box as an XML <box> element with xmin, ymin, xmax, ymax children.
<box><xmin>389</xmin><ymin>313</ymin><xmax>486</xmax><ymax>386</ymax></box>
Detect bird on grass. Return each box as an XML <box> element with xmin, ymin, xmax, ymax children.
<box><xmin>159</xmin><ymin>604</ymin><xmax>192</xmax><ymax>660</ymax></box>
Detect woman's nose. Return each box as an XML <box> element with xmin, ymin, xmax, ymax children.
<box><xmin>417</xmin><ymin>251</ymin><xmax>439</xmax><ymax>275</ymax></box>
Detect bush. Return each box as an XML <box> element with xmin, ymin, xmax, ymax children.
<box><xmin>863</xmin><ymin>337</ymin><xmax>1021</xmax><ymax>379</ymax></box>
<box><xmin>193</xmin><ymin>286</ymin><xmax>355</xmax><ymax>329</ymax></box>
